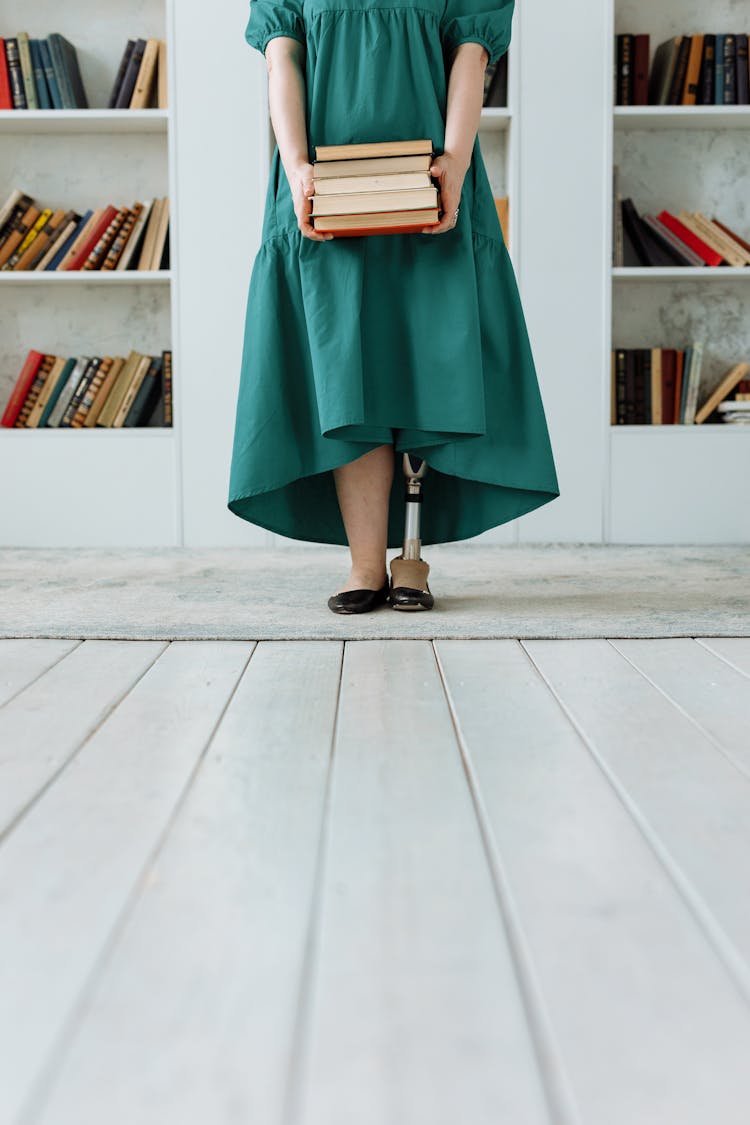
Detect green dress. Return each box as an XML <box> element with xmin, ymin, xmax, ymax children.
<box><xmin>227</xmin><ymin>0</ymin><xmax>560</xmax><ymax>547</ymax></box>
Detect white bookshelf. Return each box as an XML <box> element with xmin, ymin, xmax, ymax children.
<box><xmin>0</xmin><ymin>0</ymin><xmax>180</xmax><ymax>547</ymax></box>
<box><xmin>605</xmin><ymin>0</ymin><xmax>750</xmax><ymax>544</ymax></box>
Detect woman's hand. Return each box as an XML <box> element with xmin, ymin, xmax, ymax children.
<box><xmin>422</xmin><ymin>151</ymin><xmax>469</xmax><ymax>234</ymax></box>
<box><xmin>289</xmin><ymin>161</ymin><xmax>334</xmax><ymax>241</ymax></box>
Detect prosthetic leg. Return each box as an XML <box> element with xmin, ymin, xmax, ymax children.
<box><xmin>389</xmin><ymin>453</ymin><xmax>435</xmax><ymax>611</ymax></box>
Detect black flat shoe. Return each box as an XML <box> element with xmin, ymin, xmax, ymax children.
<box><xmin>388</xmin><ymin>555</ymin><xmax>435</xmax><ymax>611</ymax></box>
<box><xmin>327</xmin><ymin>576</ymin><xmax>390</xmax><ymax>614</ymax></box>
<box><xmin>389</xmin><ymin>583</ymin><xmax>434</xmax><ymax>611</ymax></box>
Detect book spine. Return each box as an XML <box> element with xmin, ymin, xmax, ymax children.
<box><xmin>0</xmin><ymin>349</ymin><xmax>44</xmax><ymax>426</ymax></box>
<box><xmin>633</xmin><ymin>35</ymin><xmax>650</xmax><ymax>105</ymax></box>
<box><xmin>667</xmin><ymin>37</ymin><xmax>691</xmax><ymax>104</ymax></box>
<box><xmin>38</xmin><ymin>39</ymin><xmax>63</xmax><ymax>109</ymax></box>
<box><xmin>5</xmin><ymin>39</ymin><xmax>27</xmax><ymax>109</ymax></box>
<box><xmin>16</xmin><ymin>32</ymin><xmax>38</xmax><ymax>109</ymax></box>
<box><xmin>616</xmin><ymin>35</ymin><xmax>633</xmax><ymax>106</ymax></box>
<box><xmin>736</xmin><ymin>34</ymin><xmax>749</xmax><ymax>104</ymax></box>
<box><xmin>115</xmin><ymin>39</ymin><xmax>146</xmax><ymax>108</ymax></box>
<box><xmin>699</xmin><ymin>35</ymin><xmax>716</xmax><ymax>105</ymax></box>
<box><xmin>47</xmin><ymin>34</ymin><xmax>74</xmax><ymax>109</ymax></box>
<box><xmin>108</xmin><ymin>40</ymin><xmax>134</xmax><ymax>108</ymax></box>
<box><xmin>162</xmin><ymin>349</ymin><xmax>172</xmax><ymax>426</ymax></box>
<box><xmin>29</xmin><ymin>39</ymin><xmax>51</xmax><ymax>109</ymax></box>
<box><xmin>723</xmin><ymin>34</ymin><xmax>736</xmax><ymax>105</ymax></box>
<box><xmin>0</xmin><ymin>38</ymin><xmax>13</xmax><ymax>109</ymax></box>
<box><xmin>15</xmin><ymin>355</ymin><xmax>55</xmax><ymax>426</ymax></box>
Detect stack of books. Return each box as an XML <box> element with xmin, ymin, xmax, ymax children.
<box><xmin>0</xmin><ymin>188</ymin><xmax>170</xmax><ymax>272</ymax></box>
<box><xmin>311</xmin><ymin>139</ymin><xmax>440</xmax><ymax>236</ymax></box>
<box><xmin>718</xmin><ymin>400</ymin><xmax>750</xmax><ymax>424</ymax></box>
<box><xmin>1</xmin><ymin>348</ymin><xmax>172</xmax><ymax>429</ymax></box>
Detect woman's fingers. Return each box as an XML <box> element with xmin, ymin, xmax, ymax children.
<box><xmin>422</xmin><ymin>189</ymin><xmax>460</xmax><ymax>234</ymax></box>
<box><xmin>296</xmin><ymin>169</ymin><xmax>333</xmax><ymax>240</ymax></box>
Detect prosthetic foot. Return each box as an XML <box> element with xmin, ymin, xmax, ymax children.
<box><xmin>389</xmin><ymin>453</ymin><xmax>435</xmax><ymax>611</ymax></box>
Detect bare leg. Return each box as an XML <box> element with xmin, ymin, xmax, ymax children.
<box><xmin>332</xmin><ymin>443</ymin><xmax>394</xmax><ymax>592</ymax></box>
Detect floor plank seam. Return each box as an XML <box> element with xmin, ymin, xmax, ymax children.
<box><xmin>0</xmin><ymin>639</ymin><xmax>84</xmax><ymax>712</ymax></box>
<box><xmin>0</xmin><ymin>640</ymin><xmax>171</xmax><ymax>851</ymax></box>
<box><xmin>606</xmin><ymin>639</ymin><xmax>750</xmax><ymax>783</ymax></box>
<box><xmin>694</xmin><ymin>638</ymin><xmax>750</xmax><ymax>682</ymax></box>
<box><xmin>519</xmin><ymin>641</ymin><xmax>750</xmax><ymax>1012</ymax></box>
<box><xmin>431</xmin><ymin>640</ymin><xmax>583</xmax><ymax>1125</ymax></box>
<box><xmin>280</xmin><ymin>640</ymin><xmax>345</xmax><ymax>1125</ymax></box>
<box><xmin>15</xmin><ymin>641</ymin><xmax>259</xmax><ymax>1125</ymax></box>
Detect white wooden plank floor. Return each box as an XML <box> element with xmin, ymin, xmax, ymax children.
<box><xmin>1</xmin><ymin>636</ymin><xmax>750</xmax><ymax>1125</ymax></box>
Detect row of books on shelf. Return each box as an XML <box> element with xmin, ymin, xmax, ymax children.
<box><xmin>482</xmin><ymin>55</ymin><xmax>507</xmax><ymax>107</ymax></box>
<box><xmin>0</xmin><ymin>33</ymin><xmax>166</xmax><ymax>110</ymax></box>
<box><xmin>612</xmin><ymin>171</ymin><xmax>750</xmax><ymax>268</ymax></box>
<box><xmin>616</xmin><ymin>32</ymin><xmax>750</xmax><ymax>105</ymax></box>
<box><xmin>611</xmin><ymin>345</ymin><xmax>750</xmax><ymax>425</ymax></box>
<box><xmin>0</xmin><ymin>188</ymin><xmax>169</xmax><ymax>272</ymax></box>
<box><xmin>1</xmin><ymin>349</ymin><xmax>172</xmax><ymax>429</ymax></box>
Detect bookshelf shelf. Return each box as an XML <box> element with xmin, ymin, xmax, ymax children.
<box><xmin>478</xmin><ymin>107</ymin><xmax>511</xmax><ymax>132</ymax></box>
<box><xmin>0</xmin><ymin>270</ymin><xmax>172</xmax><ymax>285</ymax></box>
<box><xmin>0</xmin><ymin>426</ymin><xmax>174</xmax><ymax>438</ymax></box>
<box><xmin>614</xmin><ymin>106</ymin><xmax>750</xmax><ymax>130</ymax></box>
<box><xmin>610</xmin><ymin>423</ymin><xmax>750</xmax><ymax>433</ymax></box>
<box><xmin>612</xmin><ymin>267</ymin><xmax>750</xmax><ymax>280</ymax></box>
<box><xmin>0</xmin><ymin>109</ymin><xmax>170</xmax><ymax>135</ymax></box>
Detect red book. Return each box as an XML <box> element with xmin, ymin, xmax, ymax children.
<box><xmin>0</xmin><ymin>40</ymin><xmax>12</xmax><ymax>110</ymax></box>
<box><xmin>0</xmin><ymin>349</ymin><xmax>45</xmax><ymax>427</ymax></box>
<box><xmin>62</xmin><ymin>205</ymin><xmax>119</xmax><ymax>270</ymax></box>
<box><xmin>657</xmin><ymin>210</ymin><xmax>723</xmax><ymax>266</ymax></box>
<box><xmin>327</xmin><ymin>220</ymin><xmax>440</xmax><ymax>237</ymax></box>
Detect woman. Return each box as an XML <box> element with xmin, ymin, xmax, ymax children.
<box><xmin>227</xmin><ymin>0</ymin><xmax>560</xmax><ymax>613</ymax></box>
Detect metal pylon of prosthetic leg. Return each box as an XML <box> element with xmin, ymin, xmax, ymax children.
<box><xmin>388</xmin><ymin>452</ymin><xmax>435</xmax><ymax>610</ymax></box>
<box><xmin>402</xmin><ymin>452</ymin><xmax>428</xmax><ymax>559</ymax></box>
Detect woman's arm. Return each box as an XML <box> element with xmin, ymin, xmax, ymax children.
<box><xmin>265</xmin><ymin>37</ymin><xmax>333</xmax><ymax>242</ymax></box>
<box><xmin>422</xmin><ymin>42</ymin><xmax>488</xmax><ymax>234</ymax></box>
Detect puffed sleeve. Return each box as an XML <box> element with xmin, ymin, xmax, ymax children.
<box><xmin>440</xmin><ymin>0</ymin><xmax>514</xmax><ymax>66</ymax></box>
<box><xmin>244</xmin><ymin>0</ymin><xmax>306</xmax><ymax>56</ymax></box>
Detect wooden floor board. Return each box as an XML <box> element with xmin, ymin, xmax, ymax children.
<box><xmin>0</xmin><ymin>640</ymin><xmax>253</xmax><ymax>1125</ymax></box>
<box><xmin>296</xmin><ymin>640</ymin><xmax>551</xmax><ymax>1125</ymax></box>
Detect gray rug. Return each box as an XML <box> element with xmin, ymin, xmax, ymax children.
<box><xmin>0</xmin><ymin>544</ymin><xmax>748</xmax><ymax>639</ymax></box>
